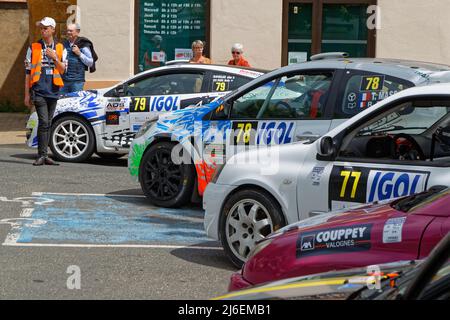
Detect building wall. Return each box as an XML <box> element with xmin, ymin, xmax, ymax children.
<box><xmin>210</xmin><ymin>0</ymin><xmax>283</xmax><ymax>70</ymax></box>
<box><xmin>0</xmin><ymin>1</ymin><xmax>28</xmax><ymax>110</ymax></box>
<box><xmin>78</xmin><ymin>0</ymin><xmax>134</xmax><ymax>88</ymax></box>
<box><xmin>376</xmin><ymin>0</ymin><xmax>450</xmax><ymax>64</ymax></box>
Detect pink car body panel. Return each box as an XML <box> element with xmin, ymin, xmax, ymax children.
<box><xmin>230</xmin><ymin>192</ymin><xmax>450</xmax><ymax>291</ymax></box>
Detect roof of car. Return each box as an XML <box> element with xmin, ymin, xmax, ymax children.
<box><xmin>257</xmin><ymin>58</ymin><xmax>450</xmax><ymax>86</ymax></box>
<box><xmin>135</xmin><ymin>63</ymin><xmax>268</xmax><ymax>78</ymax></box>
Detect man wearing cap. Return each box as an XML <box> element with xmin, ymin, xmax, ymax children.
<box><xmin>60</xmin><ymin>23</ymin><xmax>95</xmax><ymax>94</ymax></box>
<box><xmin>24</xmin><ymin>17</ymin><xmax>68</xmax><ymax>166</ymax></box>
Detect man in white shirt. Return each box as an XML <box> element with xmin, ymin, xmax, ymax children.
<box><xmin>60</xmin><ymin>23</ymin><xmax>94</xmax><ymax>94</ymax></box>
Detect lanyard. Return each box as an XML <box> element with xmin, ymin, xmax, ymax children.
<box><xmin>43</xmin><ymin>41</ymin><xmax>55</xmax><ymax>51</ymax></box>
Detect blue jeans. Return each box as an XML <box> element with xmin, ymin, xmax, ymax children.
<box><xmin>60</xmin><ymin>81</ymin><xmax>85</xmax><ymax>95</ymax></box>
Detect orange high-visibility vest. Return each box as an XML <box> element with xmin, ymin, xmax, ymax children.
<box><xmin>29</xmin><ymin>42</ymin><xmax>64</xmax><ymax>88</ymax></box>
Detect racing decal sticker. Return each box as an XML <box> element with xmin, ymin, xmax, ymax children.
<box><xmin>101</xmin><ymin>129</ymin><xmax>134</xmax><ymax>148</ymax></box>
<box><xmin>257</xmin><ymin>121</ymin><xmax>295</xmax><ymax>145</ymax></box>
<box><xmin>360</xmin><ymin>75</ymin><xmax>385</xmax><ymax>92</ymax></box>
<box><xmin>357</xmin><ymin>91</ymin><xmax>399</xmax><ymax>109</ymax></box>
<box><xmin>211</xmin><ymin>74</ymin><xmax>236</xmax><ymax>92</ymax></box>
<box><xmin>130</xmin><ymin>96</ymin><xmax>180</xmax><ymax>113</ymax></box>
<box><xmin>383</xmin><ymin>217</ymin><xmax>406</xmax><ymax>243</ymax></box>
<box><xmin>296</xmin><ymin>224</ymin><xmax>373</xmax><ymax>258</ymax></box>
<box><xmin>105</xmin><ymin>112</ymin><xmax>120</xmax><ymax>125</ymax></box>
<box><xmin>231</xmin><ymin>121</ymin><xmax>296</xmax><ymax>146</ymax></box>
<box><xmin>311</xmin><ymin>166</ymin><xmax>325</xmax><ymax>186</ymax></box>
<box><xmin>329</xmin><ymin>166</ymin><xmax>430</xmax><ymax>210</ymax></box>
<box><xmin>232</xmin><ymin>121</ymin><xmax>258</xmax><ymax>145</ymax></box>
<box><xmin>105</xmin><ymin>99</ymin><xmax>126</xmax><ymax>111</ymax></box>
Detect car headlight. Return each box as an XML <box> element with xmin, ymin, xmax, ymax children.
<box><xmin>210</xmin><ymin>164</ymin><xmax>225</xmax><ymax>183</ymax></box>
<box><xmin>134</xmin><ymin>117</ymin><xmax>158</xmax><ymax>139</ymax></box>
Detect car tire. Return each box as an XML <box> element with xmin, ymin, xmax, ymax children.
<box><xmin>96</xmin><ymin>152</ymin><xmax>126</xmax><ymax>160</ymax></box>
<box><xmin>139</xmin><ymin>141</ymin><xmax>195</xmax><ymax>208</ymax></box>
<box><xmin>219</xmin><ymin>188</ymin><xmax>286</xmax><ymax>268</ymax></box>
<box><xmin>50</xmin><ymin>115</ymin><xmax>95</xmax><ymax>162</ymax></box>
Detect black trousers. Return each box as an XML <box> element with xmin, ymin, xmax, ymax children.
<box><xmin>32</xmin><ymin>94</ymin><xmax>58</xmax><ymax>157</ymax></box>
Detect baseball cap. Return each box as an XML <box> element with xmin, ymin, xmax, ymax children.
<box><xmin>36</xmin><ymin>17</ymin><xmax>56</xmax><ymax>28</ymax></box>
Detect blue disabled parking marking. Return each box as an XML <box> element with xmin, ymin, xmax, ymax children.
<box><xmin>6</xmin><ymin>193</ymin><xmax>216</xmax><ymax>247</ymax></box>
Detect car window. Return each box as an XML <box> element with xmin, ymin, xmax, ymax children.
<box><xmin>258</xmin><ymin>73</ymin><xmax>333</xmax><ymax>119</ymax></box>
<box><xmin>357</xmin><ymin>103</ymin><xmax>449</xmax><ymax>136</ymax></box>
<box><xmin>338</xmin><ymin>74</ymin><xmax>413</xmax><ymax>118</ymax></box>
<box><xmin>230</xmin><ymin>72</ymin><xmax>333</xmax><ymax>119</ymax></box>
<box><xmin>230</xmin><ymin>80</ymin><xmax>277</xmax><ymax>119</ymax></box>
<box><xmin>209</xmin><ymin>73</ymin><xmax>252</xmax><ymax>93</ymax></box>
<box><xmin>126</xmin><ymin>73</ymin><xmax>205</xmax><ymax>96</ymax></box>
<box><xmin>339</xmin><ymin>100</ymin><xmax>450</xmax><ymax>161</ymax></box>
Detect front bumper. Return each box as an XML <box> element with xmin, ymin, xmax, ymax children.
<box><xmin>228</xmin><ymin>271</ymin><xmax>253</xmax><ymax>291</ymax></box>
<box><xmin>203</xmin><ymin>182</ymin><xmax>236</xmax><ymax>240</ymax></box>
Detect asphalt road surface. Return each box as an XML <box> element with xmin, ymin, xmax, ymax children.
<box><xmin>0</xmin><ymin>144</ymin><xmax>236</xmax><ymax>299</ymax></box>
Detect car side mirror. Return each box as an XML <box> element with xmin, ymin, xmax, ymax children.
<box><xmin>115</xmin><ymin>84</ymin><xmax>127</xmax><ymax>97</ymax></box>
<box><xmin>212</xmin><ymin>101</ymin><xmax>230</xmax><ymax>120</ymax></box>
<box><xmin>317</xmin><ymin>136</ymin><xmax>336</xmax><ymax>160</ymax></box>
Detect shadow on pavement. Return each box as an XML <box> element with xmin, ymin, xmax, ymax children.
<box><xmin>9</xmin><ymin>153</ymin><xmax>36</xmax><ymax>160</ymax></box>
<box><xmin>83</xmin><ymin>155</ymin><xmax>128</xmax><ymax>167</ymax></box>
<box><xmin>107</xmin><ymin>189</ymin><xmax>146</xmax><ymax>197</ymax></box>
<box><xmin>171</xmin><ymin>243</ymin><xmax>238</xmax><ymax>272</ymax></box>
<box><xmin>8</xmin><ymin>152</ymin><xmax>128</xmax><ymax>167</ymax></box>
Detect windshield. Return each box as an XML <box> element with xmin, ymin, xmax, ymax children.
<box><xmin>357</xmin><ymin>103</ymin><xmax>450</xmax><ymax>137</ymax></box>
<box><xmin>392</xmin><ymin>186</ymin><xmax>450</xmax><ymax>213</ymax></box>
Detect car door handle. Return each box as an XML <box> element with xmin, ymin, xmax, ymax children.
<box><xmin>296</xmin><ymin>134</ymin><xmax>321</xmax><ymax>141</ymax></box>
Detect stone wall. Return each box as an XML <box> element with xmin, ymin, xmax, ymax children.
<box><xmin>0</xmin><ymin>1</ymin><xmax>28</xmax><ymax>111</ymax></box>
<box><xmin>0</xmin><ymin>0</ymin><xmax>78</xmax><ymax>111</ymax></box>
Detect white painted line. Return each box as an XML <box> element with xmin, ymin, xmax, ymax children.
<box><xmin>32</xmin><ymin>192</ymin><xmax>147</xmax><ymax>198</ymax></box>
<box><xmin>146</xmin><ymin>213</ymin><xmax>204</xmax><ymax>224</ymax></box>
<box><xmin>2</xmin><ymin>242</ymin><xmax>222</xmax><ymax>250</ymax></box>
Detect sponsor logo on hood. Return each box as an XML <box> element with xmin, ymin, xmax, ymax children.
<box><xmin>296</xmin><ymin>224</ymin><xmax>373</xmax><ymax>258</ymax></box>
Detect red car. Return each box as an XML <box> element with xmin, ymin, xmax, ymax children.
<box><xmin>229</xmin><ymin>186</ymin><xmax>450</xmax><ymax>291</ymax></box>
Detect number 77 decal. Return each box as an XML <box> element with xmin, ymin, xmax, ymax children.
<box><xmin>340</xmin><ymin>170</ymin><xmax>362</xmax><ymax>199</ymax></box>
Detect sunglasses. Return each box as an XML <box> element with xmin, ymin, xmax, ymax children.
<box><xmin>232</xmin><ymin>51</ymin><xmax>241</xmax><ymax>54</ymax></box>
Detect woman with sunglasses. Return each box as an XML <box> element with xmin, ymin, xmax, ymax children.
<box><xmin>228</xmin><ymin>43</ymin><xmax>251</xmax><ymax>67</ymax></box>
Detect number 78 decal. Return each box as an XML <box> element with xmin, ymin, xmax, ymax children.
<box><xmin>340</xmin><ymin>170</ymin><xmax>362</xmax><ymax>199</ymax></box>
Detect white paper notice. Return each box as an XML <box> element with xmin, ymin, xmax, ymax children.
<box><xmin>288</xmin><ymin>52</ymin><xmax>308</xmax><ymax>64</ymax></box>
<box><xmin>152</xmin><ymin>51</ymin><xmax>166</xmax><ymax>62</ymax></box>
<box><xmin>175</xmin><ymin>48</ymin><xmax>193</xmax><ymax>60</ymax></box>
<box><xmin>383</xmin><ymin>217</ymin><xmax>406</xmax><ymax>243</ymax></box>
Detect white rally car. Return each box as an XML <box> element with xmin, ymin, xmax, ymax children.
<box><xmin>203</xmin><ymin>83</ymin><xmax>450</xmax><ymax>266</ymax></box>
<box><xmin>25</xmin><ymin>63</ymin><xmax>264</xmax><ymax>162</ymax></box>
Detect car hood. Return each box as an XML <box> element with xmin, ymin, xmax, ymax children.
<box><xmin>270</xmin><ymin>200</ymin><xmax>396</xmax><ymax>239</ymax></box>
<box><xmin>216</xmin><ymin>260</ymin><xmax>418</xmax><ymax>300</ymax></box>
<box><xmin>56</xmin><ymin>90</ymin><xmax>104</xmax><ymax>111</ymax></box>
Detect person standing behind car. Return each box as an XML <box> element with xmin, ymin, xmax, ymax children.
<box><xmin>60</xmin><ymin>23</ymin><xmax>94</xmax><ymax>94</ymax></box>
<box><xmin>24</xmin><ymin>17</ymin><xmax>67</xmax><ymax>166</ymax></box>
<box><xmin>228</xmin><ymin>43</ymin><xmax>251</xmax><ymax>67</ymax></box>
<box><xmin>189</xmin><ymin>40</ymin><xmax>211</xmax><ymax>64</ymax></box>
